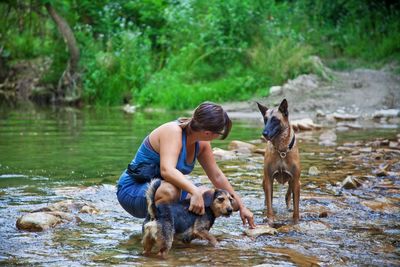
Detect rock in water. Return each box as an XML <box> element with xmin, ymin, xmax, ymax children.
<box><xmin>212</xmin><ymin>147</ymin><xmax>238</xmax><ymax>161</ymax></box>
<box><xmin>228</xmin><ymin>140</ymin><xmax>256</xmax><ymax>154</ymax></box>
<box><xmin>16</xmin><ymin>200</ymin><xmax>98</xmax><ymax>232</ymax></box>
<box><xmin>16</xmin><ymin>211</ymin><xmax>74</xmax><ymax>232</ymax></box>
<box><xmin>33</xmin><ymin>200</ymin><xmax>99</xmax><ymax>214</ymax></box>
<box><xmin>308</xmin><ymin>166</ymin><xmax>320</xmax><ymax>176</ymax></box>
<box><xmin>244</xmin><ymin>225</ymin><xmax>278</xmax><ymax>238</ymax></box>
<box><xmin>341</xmin><ymin>176</ymin><xmax>364</xmax><ymax>189</ymax></box>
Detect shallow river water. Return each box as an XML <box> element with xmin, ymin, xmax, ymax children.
<box><xmin>0</xmin><ymin>107</ymin><xmax>399</xmax><ymax>266</ymax></box>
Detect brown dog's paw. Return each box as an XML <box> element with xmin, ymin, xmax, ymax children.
<box><xmin>210</xmin><ymin>240</ymin><xmax>219</xmax><ymax>247</ymax></box>
<box><xmin>262</xmin><ymin>216</ymin><xmax>274</xmax><ymax>226</ymax></box>
<box><xmin>142</xmin><ymin>250</ymin><xmax>151</xmax><ymax>257</ymax></box>
<box><xmin>157</xmin><ymin>251</ymin><xmax>168</xmax><ymax>259</ymax></box>
<box><xmin>292</xmin><ymin>216</ymin><xmax>300</xmax><ymax>225</ymax></box>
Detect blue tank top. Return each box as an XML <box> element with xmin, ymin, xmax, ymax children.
<box><xmin>131</xmin><ymin>129</ymin><xmax>199</xmax><ymax>175</ymax></box>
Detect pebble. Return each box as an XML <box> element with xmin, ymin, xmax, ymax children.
<box><xmin>308</xmin><ymin>166</ymin><xmax>320</xmax><ymax>176</ymax></box>
<box><xmin>336</xmin><ymin>146</ymin><xmax>353</xmax><ymax>152</ymax></box>
<box><xmin>341</xmin><ymin>176</ymin><xmax>364</xmax><ymax>189</ymax></box>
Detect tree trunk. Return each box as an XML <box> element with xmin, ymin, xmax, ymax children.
<box><xmin>45</xmin><ymin>3</ymin><xmax>81</xmax><ymax>104</ymax></box>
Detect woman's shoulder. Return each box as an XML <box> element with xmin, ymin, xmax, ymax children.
<box><xmin>150</xmin><ymin>121</ymin><xmax>182</xmax><ymax>139</ymax></box>
<box><xmin>158</xmin><ymin>121</ymin><xmax>182</xmax><ymax>132</ymax></box>
<box><xmin>148</xmin><ymin>121</ymin><xmax>183</xmax><ymax>152</ymax></box>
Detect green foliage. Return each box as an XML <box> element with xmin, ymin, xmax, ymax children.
<box><xmin>81</xmin><ymin>30</ymin><xmax>153</xmax><ymax>105</ymax></box>
<box><xmin>1</xmin><ymin>0</ymin><xmax>399</xmax><ymax>108</ymax></box>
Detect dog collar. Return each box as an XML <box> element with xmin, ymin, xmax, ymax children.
<box><xmin>288</xmin><ymin>135</ymin><xmax>296</xmax><ymax>150</ymax></box>
<box><xmin>276</xmin><ymin>135</ymin><xmax>296</xmax><ymax>158</ymax></box>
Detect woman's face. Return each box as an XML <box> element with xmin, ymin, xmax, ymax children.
<box><xmin>201</xmin><ymin>130</ymin><xmax>222</xmax><ymax>141</ymax></box>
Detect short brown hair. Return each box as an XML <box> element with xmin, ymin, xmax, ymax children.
<box><xmin>178</xmin><ymin>102</ymin><xmax>232</xmax><ymax>140</ymax></box>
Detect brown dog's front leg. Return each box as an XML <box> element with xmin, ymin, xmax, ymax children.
<box><xmin>142</xmin><ymin>234</ymin><xmax>154</xmax><ymax>256</ymax></box>
<box><xmin>195</xmin><ymin>230</ymin><xmax>218</xmax><ymax>246</ymax></box>
<box><xmin>263</xmin><ymin>175</ymin><xmax>274</xmax><ymax>225</ymax></box>
<box><xmin>285</xmin><ymin>182</ymin><xmax>293</xmax><ymax>210</ymax></box>
<box><xmin>292</xmin><ymin>179</ymin><xmax>300</xmax><ymax>224</ymax></box>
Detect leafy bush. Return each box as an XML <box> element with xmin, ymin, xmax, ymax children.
<box><xmin>82</xmin><ymin>30</ymin><xmax>152</xmax><ymax>105</ymax></box>
<box><xmin>1</xmin><ymin>0</ymin><xmax>399</xmax><ymax>108</ymax></box>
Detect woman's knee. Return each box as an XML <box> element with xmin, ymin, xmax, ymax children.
<box><xmin>155</xmin><ymin>181</ymin><xmax>180</xmax><ymax>204</ymax></box>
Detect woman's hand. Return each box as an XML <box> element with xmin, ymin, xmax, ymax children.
<box><xmin>240</xmin><ymin>206</ymin><xmax>256</xmax><ymax>229</ymax></box>
<box><xmin>189</xmin><ymin>190</ymin><xmax>205</xmax><ymax>215</ymax></box>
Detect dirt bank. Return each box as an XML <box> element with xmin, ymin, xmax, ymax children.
<box><xmin>223</xmin><ymin>65</ymin><xmax>400</xmax><ymax>121</ymax></box>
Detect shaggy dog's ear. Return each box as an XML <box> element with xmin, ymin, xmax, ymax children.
<box><xmin>203</xmin><ymin>190</ymin><xmax>215</xmax><ymax>207</ymax></box>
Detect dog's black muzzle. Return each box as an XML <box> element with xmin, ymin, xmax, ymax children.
<box><xmin>224</xmin><ymin>208</ymin><xmax>233</xmax><ymax>217</ymax></box>
<box><xmin>263</xmin><ymin>117</ymin><xmax>282</xmax><ymax>140</ymax></box>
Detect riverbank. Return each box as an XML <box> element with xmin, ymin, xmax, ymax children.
<box><xmin>222</xmin><ymin>63</ymin><xmax>400</xmax><ymax>122</ymax></box>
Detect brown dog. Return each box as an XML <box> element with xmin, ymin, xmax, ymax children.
<box><xmin>257</xmin><ymin>99</ymin><xmax>301</xmax><ymax>225</ymax></box>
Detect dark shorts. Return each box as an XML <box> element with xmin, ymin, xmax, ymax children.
<box><xmin>116</xmin><ymin>171</ymin><xmax>188</xmax><ymax>218</ymax></box>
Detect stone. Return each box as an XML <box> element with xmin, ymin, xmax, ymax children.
<box><xmin>353</xmin><ymin>81</ymin><xmax>363</xmax><ymax>88</ymax></box>
<box><xmin>316</xmin><ymin>109</ymin><xmax>326</xmax><ymax>117</ymax></box>
<box><xmin>228</xmin><ymin>140</ymin><xmax>256</xmax><ymax>154</ymax></box>
<box><xmin>389</xmin><ymin>141</ymin><xmax>399</xmax><ymax>149</ymax></box>
<box><xmin>336</xmin><ymin>146</ymin><xmax>353</xmax><ymax>152</ymax></box>
<box><xmin>16</xmin><ymin>211</ymin><xmax>74</xmax><ymax>232</ymax></box>
<box><xmin>358</xmin><ymin>147</ymin><xmax>372</xmax><ymax>153</ymax></box>
<box><xmin>341</xmin><ymin>176</ymin><xmax>363</xmax><ymax>189</ymax></box>
<box><xmin>244</xmin><ymin>225</ymin><xmax>278</xmax><ymax>238</ymax></box>
<box><xmin>374</xmin><ymin>169</ymin><xmax>388</xmax><ymax>177</ymax></box>
<box><xmin>298</xmin><ymin>221</ymin><xmax>330</xmax><ymax>233</ymax></box>
<box><xmin>332</xmin><ymin>113</ymin><xmax>360</xmax><ymax>121</ymax></box>
<box><xmin>269</xmin><ymin>86</ymin><xmax>282</xmax><ymax>95</ymax></box>
<box><xmin>361</xmin><ymin>199</ymin><xmax>400</xmax><ymax>214</ymax></box>
<box><xmin>319</xmin><ymin>211</ymin><xmax>328</xmax><ymax>218</ymax></box>
<box><xmin>308</xmin><ymin>166</ymin><xmax>320</xmax><ymax>176</ymax></box>
<box><xmin>122</xmin><ymin>104</ymin><xmax>136</xmax><ymax>114</ymax></box>
<box><xmin>34</xmin><ymin>200</ymin><xmax>99</xmax><ymax>214</ymax></box>
<box><xmin>343</xmin><ymin>141</ymin><xmax>363</xmax><ymax>147</ymax></box>
<box><xmin>212</xmin><ymin>148</ymin><xmax>237</xmax><ymax>161</ymax></box>
<box><xmin>373</xmin><ymin>109</ymin><xmax>400</xmax><ymax>119</ymax></box>
<box><xmin>291</xmin><ymin>118</ymin><xmax>321</xmax><ymax>132</ymax></box>
<box><xmin>277</xmin><ymin>221</ymin><xmax>330</xmax><ymax>234</ymax></box>
<box><xmin>16</xmin><ymin>200</ymin><xmax>98</xmax><ymax>232</ymax></box>
<box><xmin>319</xmin><ymin>130</ymin><xmax>337</xmax><ymax>146</ymax></box>
<box><xmin>336</xmin><ymin>122</ymin><xmax>362</xmax><ymax>129</ymax></box>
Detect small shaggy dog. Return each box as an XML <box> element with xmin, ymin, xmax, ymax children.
<box><xmin>142</xmin><ymin>179</ymin><xmax>234</xmax><ymax>258</ymax></box>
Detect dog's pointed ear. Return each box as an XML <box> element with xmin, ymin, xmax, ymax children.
<box><xmin>279</xmin><ymin>99</ymin><xmax>288</xmax><ymax>117</ymax></box>
<box><xmin>256</xmin><ymin>102</ymin><xmax>268</xmax><ymax>117</ymax></box>
<box><xmin>203</xmin><ymin>190</ymin><xmax>215</xmax><ymax>208</ymax></box>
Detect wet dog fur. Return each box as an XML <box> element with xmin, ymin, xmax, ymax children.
<box><xmin>142</xmin><ymin>179</ymin><xmax>234</xmax><ymax>258</ymax></box>
<box><xmin>257</xmin><ymin>99</ymin><xmax>301</xmax><ymax>225</ymax></box>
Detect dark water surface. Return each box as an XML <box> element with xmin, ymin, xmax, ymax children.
<box><xmin>0</xmin><ymin>107</ymin><xmax>399</xmax><ymax>266</ymax></box>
